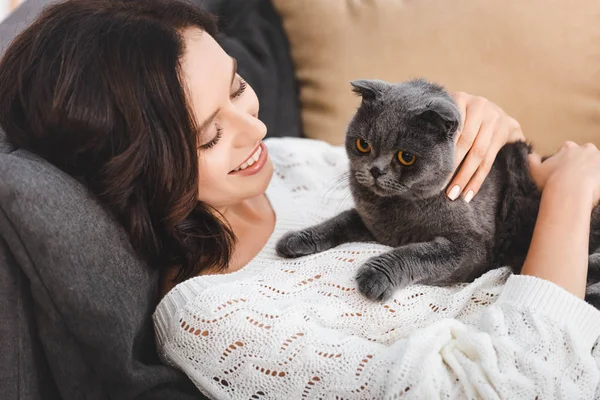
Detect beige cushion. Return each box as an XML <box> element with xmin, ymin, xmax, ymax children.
<box><xmin>272</xmin><ymin>0</ymin><xmax>600</xmax><ymax>154</ymax></box>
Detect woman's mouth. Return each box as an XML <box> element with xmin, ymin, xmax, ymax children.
<box><xmin>229</xmin><ymin>142</ymin><xmax>268</xmax><ymax>176</ymax></box>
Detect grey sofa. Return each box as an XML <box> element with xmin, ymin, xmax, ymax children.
<box><xmin>0</xmin><ymin>1</ymin><xmax>301</xmax><ymax>399</ymax></box>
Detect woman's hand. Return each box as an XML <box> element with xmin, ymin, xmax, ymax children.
<box><xmin>523</xmin><ymin>141</ymin><xmax>600</xmax><ymax>298</ymax></box>
<box><xmin>447</xmin><ymin>92</ymin><xmax>524</xmax><ymax>202</ymax></box>
<box><xmin>529</xmin><ymin>141</ymin><xmax>600</xmax><ymax>209</ymax></box>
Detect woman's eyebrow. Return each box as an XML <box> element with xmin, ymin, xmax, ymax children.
<box><xmin>198</xmin><ymin>58</ymin><xmax>238</xmax><ymax>132</ymax></box>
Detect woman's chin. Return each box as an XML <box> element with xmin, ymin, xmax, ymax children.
<box><xmin>256</xmin><ymin>157</ymin><xmax>274</xmax><ymax>195</ymax></box>
<box><xmin>237</xmin><ymin>157</ymin><xmax>274</xmax><ymax>199</ymax></box>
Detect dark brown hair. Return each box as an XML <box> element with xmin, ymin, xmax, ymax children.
<box><xmin>0</xmin><ymin>0</ymin><xmax>235</xmax><ymax>282</ymax></box>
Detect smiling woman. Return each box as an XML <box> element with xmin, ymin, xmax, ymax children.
<box><xmin>0</xmin><ymin>0</ymin><xmax>238</xmax><ymax>287</ymax></box>
<box><xmin>2</xmin><ymin>1</ymin><xmax>600</xmax><ymax>399</ymax></box>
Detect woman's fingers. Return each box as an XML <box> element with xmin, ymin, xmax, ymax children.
<box><xmin>461</xmin><ymin>123</ymin><xmax>507</xmax><ymax>202</ymax></box>
<box><xmin>451</xmin><ymin>91</ymin><xmax>468</xmax><ymax>133</ymax></box>
<box><xmin>447</xmin><ymin>118</ymin><xmax>495</xmax><ymax>201</ymax></box>
<box><xmin>527</xmin><ymin>152</ymin><xmax>543</xmax><ymax>169</ymax></box>
<box><xmin>507</xmin><ymin>117</ymin><xmax>525</xmax><ymax>142</ymax></box>
<box><xmin>529</xmin><ymin>141</ymin><xmax>577</xmax><ymax>190</ymax></box>
<box><xmin>452</xmin><ymin>96</ymin><xmax>485</xmax><ymax>169</ymax></box>
<box><xmin>447</xmin><ymin>92</ymin><xmax>526</xmax><ymax>202</ymax></box>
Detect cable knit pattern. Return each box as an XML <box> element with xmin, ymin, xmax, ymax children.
<box><xmin>154</xmin><ymin>138</ymin><xmax>600</xmax><ymax>399</ymax></box>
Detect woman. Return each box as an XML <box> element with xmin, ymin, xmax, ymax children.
<box><xmin>0</xmin><ymin>0</ymin><xmax>598</xmax><ymax>399</ymax></box>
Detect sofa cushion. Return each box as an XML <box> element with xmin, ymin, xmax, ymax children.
<box><xmin>0</xmin><ymin>234</ymin><xmax>61</xmax><ymax>400</ymax></box>
<box><xmin>0</xmin><ymin>134</ymin><xmax>204</xmax><ymax>399</ymax></box>
<box><xmin>272</xmin><ymin>0</ymin><xmax>600</xmax><ymax>154</ymax></box>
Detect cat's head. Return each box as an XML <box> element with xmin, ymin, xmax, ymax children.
<box><xmin>345</xmin><ymin>78</ymin><xmax>460</xmax><ymax>200</ymax></box>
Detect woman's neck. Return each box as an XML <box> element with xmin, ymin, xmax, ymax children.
<box><xmin>223</xmin><ymin>194</ymin><xmax>275</xmax><ymax>271</ymax></box>
<box><xmin>218</xmin><ymin>194</ymin><xmax>272</xmax><ymax>226</ymax></box>
<box><xmin>159</xmin><ymin>193</ymin><xmax>275</xmax><ymax>299</ymax></box>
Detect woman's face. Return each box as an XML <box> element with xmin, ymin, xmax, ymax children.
<box><xmin>180</xmin><ymin>28</ymin><xmax>273</xmax><ymax>209</ymax></box>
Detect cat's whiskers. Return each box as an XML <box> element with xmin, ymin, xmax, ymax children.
<box><xmin>324</xmin><ymin>172</ymin><xmax>350</xmax><ymax>198</ymax></box>
<box><xmin>354</xmin><ymin>170</ymin><xmax>372</xmax><ymax>187</ymax></box>
<box><xmin>381</xmin><ymin>179</ymin><xmax>407</xmax><ymax>194</ymax></box>
<box><xmin>323</xmin><ymin>172</ymin><xmax>354</xmax><ymax>212</ymax></box>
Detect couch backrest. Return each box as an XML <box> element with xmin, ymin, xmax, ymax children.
<box><xmin>274</xmin><ymin>0</ymin><xmax>600</xmax><ymax>155</ymax></box>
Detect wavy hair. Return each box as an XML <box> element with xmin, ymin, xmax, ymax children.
<box><xmin>0</xmin><ymin>0</ymin><xmax>235</xmax><ymax>282</ymax></box>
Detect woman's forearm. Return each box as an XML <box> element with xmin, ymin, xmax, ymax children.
<box><xmin>521</xmin><ymin>181</ymin><xmax>592</xmax><ymax>298</ymax></box>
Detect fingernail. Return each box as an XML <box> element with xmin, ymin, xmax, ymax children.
<box><xmin>464</xmin><ymin>190</ymin><xmax>474</xmax><ymax>203</ymax></box>
<box><xmin>448</xmin><ymin>185</ymin><xmax>461</xmax><ymax>200</ymax></box>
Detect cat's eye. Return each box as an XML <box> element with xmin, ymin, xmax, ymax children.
<box><xmin>398</xmin><ymin>151</ymin><xmax>416</xmax><ymax>166</ymax></box>
<box><xmin>356</xmin><ymin>138</ymin><xmax>371</xmax><ymax>153</ymax></box>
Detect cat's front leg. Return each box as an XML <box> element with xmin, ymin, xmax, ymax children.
<box><xmin>356</xmin><ymin>236</ymin><xmax>474</xmax><ymax>301</ymax></box>
<box><xmin>276</xmin><ymin>208</ymin><xmax>374</xmax><ymax>258</ymax></box>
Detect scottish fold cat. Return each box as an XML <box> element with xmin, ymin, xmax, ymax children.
<box><xmin>276</xmin><ymin>78</ymin><xmax>600</xmax><ymax>306</ymax></box>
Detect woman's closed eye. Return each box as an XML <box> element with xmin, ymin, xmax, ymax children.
<box><xmin>199</xmin><ymin>77</ymin><xmax>247</xmax><ymax>150</ymax></box>
<box><xmin>231</xmin><ymin>77</ymin><xmax>247</xmax><ymax>99</ymax></box>
<box><xmin>199</xmin><ymin>127</ymin><xmax>222</xmax><ymax>149</ymax></box>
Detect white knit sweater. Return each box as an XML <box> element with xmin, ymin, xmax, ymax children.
<box><xmin>154</xmin><ymin>138</ymin><xmax>600</xmax><ymax>400</ymax></box>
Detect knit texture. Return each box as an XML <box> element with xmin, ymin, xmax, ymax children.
<box><xmin>154</xmin><ymin>138</ymin><xmax>600</xmax><ymax>399</ymax></box>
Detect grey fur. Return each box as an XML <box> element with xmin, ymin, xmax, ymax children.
<box><xmin>276</xmin><ymin>79</ymin><xmax>600</xmax><ymax>306</ymax></box>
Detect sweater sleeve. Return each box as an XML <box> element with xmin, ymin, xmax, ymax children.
<box><xmin>155</xmin><ymin>275</ymin><xmax>600</xmax><ymax>399</ymax></box>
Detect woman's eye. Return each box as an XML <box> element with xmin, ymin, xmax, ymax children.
<box><xmin>398</xmin><ymin>151</ymin><xmax>416</xmax><ymax>166</ymax></box>
<box><xmin>356</xmin><ymin>138</ymin><xmax>371</xmax><ymax>153</ymax></box>
<box><xmin>199</xmin><ymin>127</ymin><xmax>223</xmax><ymax>150</ymax></box>
<box><xmin>231</xmin><ymin>78</ymin><xmax>247</xmax><ymax>99</ymax></box>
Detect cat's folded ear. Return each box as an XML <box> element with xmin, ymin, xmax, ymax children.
<box><xmin>412</xmin><ymin>98</ymin><xmax>461</xmax><ymax>137</ymax></box>
<box><xmin>350</xmin><ymin>79</ymin><xmax>388</xmax><ymax>102</ymax></box>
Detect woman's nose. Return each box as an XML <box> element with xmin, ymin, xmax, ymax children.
<box><xmin>247</xmin><ymin>95</ymin><xmax>260</xmax><ymax>120</ymax></box>
<box><xmin>231</xmin><ymin>107</ymin><xmax>267</xmax><ymax>147</ymax></box>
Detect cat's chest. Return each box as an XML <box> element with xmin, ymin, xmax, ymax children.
<box><xmin>356</xmin><ymin>195</ymin><xmax>459</xmax><ymax>247</ymax></box>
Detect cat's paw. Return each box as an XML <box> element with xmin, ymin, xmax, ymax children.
<box><xmin>356</xmin><ymin>257</ymin><xmax>397</xmax><ymax>302</ymax></box>
<box><xmin>276</xmin><ymin>230</ymin><xmax>320</xmax><ymax>258</ymax></box>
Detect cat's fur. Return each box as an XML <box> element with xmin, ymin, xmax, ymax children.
<box><xmin>276</xmin><ymin>78</ymin><xmax>600</xmax><ymax>306</ymax></box>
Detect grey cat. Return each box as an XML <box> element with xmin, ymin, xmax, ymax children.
<box><xmin>275</xmin><ymin>78</ymin><xmax>600</xmax><ymax>306</ymax></box>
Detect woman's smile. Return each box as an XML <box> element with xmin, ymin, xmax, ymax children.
<box><xmin>229</xmin><ymin>141</ymin><xmax>268</xmax><ymax>176</ymax></box>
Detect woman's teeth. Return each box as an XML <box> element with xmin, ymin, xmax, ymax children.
<box><xmin>233</xmin><ymin>146</ymin><xmax>262</xmax><ymax>172</ymax></box>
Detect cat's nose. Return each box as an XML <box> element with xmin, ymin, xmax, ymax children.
<box><xmin>370</xmin><ymin>166</ymin><xmax>385</xmax><ymax>179</ymax></box>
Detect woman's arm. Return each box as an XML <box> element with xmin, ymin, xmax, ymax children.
<box><xmin>521</xmin><ymin>181</ymin><xmax>591</xmax><ymax>297</ymax></box>
<box><xmin>524</xmin><ymin>141</ymin><xmax>600</xmax><ymax>297</ymax></box>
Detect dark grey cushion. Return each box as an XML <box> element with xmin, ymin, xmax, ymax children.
<box><xmin>0</xmin><ymin>233</ymin><xmax>60</xmax><ymax>399</ymax></box>
<box><xmin>0</xmin><ymin>136</ymin><xmax>203</xmax><ymax>400</ymax></box>
<box><xmin>0</xmin><ymin>4</ymin><xmax>67</xmax><ymax>398</ymax></box>
<box><xmin>0</xmin><ymin>0</ymin><xmax>301</xmax><ymax>398</ymax></box>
